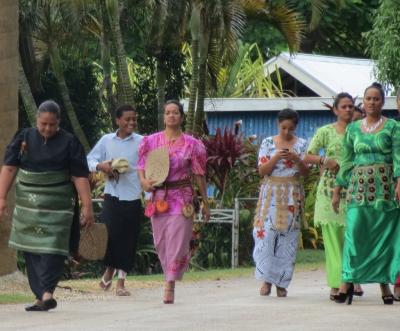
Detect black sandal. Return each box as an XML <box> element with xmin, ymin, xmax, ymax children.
<box><xmin>42</xmin><ymin>298</ymin><xmax>57</xmax><ymax>310</ymax></box>
<box><xmin>25</xmin><ymin>303</ymin><xmax>45</xmax><ymax>312</ymax></box>
<box><xmin>382</xmin><ymin>295</ymin><xmax>394</xmax><ymax>305</ymax></box>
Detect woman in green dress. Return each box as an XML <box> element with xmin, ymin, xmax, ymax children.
<box><xmin>332</xmin><ymin>83</ymin><xmax>400</xmax><ymax>305</ymax></box>
<box><xmin>305</xmin><ymin>92</ymin><xmax>363</xmax><ymax>300</ymax></box>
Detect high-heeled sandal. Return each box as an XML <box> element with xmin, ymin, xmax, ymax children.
<box><xmin>382</xmin><ymin>295</ymin><xmax>394</xmax><ymax>305</ymax></box>
<box><xmin>259</xmin><ymin>282</ymin><xmax>272</xmax><ymax>296</ymax></box>
<box><xmin>334</xmin><ymin>283</ymin><xmax>354</xmax><ymax>305</ymax></box>
<box><xmin>163</xmin><ymin>283</ymin><xmax>175</xmax><ymax>304</ymax></box>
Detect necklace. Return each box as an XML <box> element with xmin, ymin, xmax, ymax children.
<box><xmin>362</xmin><ymin>117</ymin><xmax>382</xmax><ymax>133</ymax></box>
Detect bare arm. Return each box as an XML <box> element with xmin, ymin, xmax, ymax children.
<box><xmin>296</xmin><ymin>159</ymin><xmax>310</xmax><ymax>176</ymax></box>
<box><xmin>73</xmin><ymin>177</ymin><xmax>94</xmax><ymax>227</ymax></box>
<box><xmin>332</xmin><ymin>186</ymin><xmax>342</xmax><ymax>214</ymax></box>
<box><xmin>0</xmin><ymin>166</ymin><xmax>18</xmax><ymax>220</ymax></box>
<box><xmin>303</xmin><ymin>154</ymin><xmax>322</xmax><ymax>165</ymax></box>
<box><xmin>258</xmin><ymin>151</ymin><xmax>285</xmax><ymax>177</ymax></box>
<box><xmin>194</xmin><ymin>174</ymin><xmax>210</xmax><ymax>221</ymax></box>
<box><xmin>304</xmin><ymin>154</ymin><xmax>339</xmax><ymax>173</ymax></box>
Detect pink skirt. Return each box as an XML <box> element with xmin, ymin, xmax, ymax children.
<box><xmin>151</xmin><ymin>214</ymin><xmax>193</xmax><ymax>281</ymax></box>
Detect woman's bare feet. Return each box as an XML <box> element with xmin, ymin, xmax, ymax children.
<box><xmin>259</xmin><ymin>282</ymin><xmax>272</xmax><ymax>296</ymax></box>
<box><xmin>276</xmin><ymin>286</ymin><xmax>287</xmax><ymax>297</ymax></box>
<box><xmin>354</xmin><ymin>284</ymin><xmax>364</xmax><ymax>296</ymax></box>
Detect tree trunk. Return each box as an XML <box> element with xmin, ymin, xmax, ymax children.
<box><xmin>185</xmin><ymin>5</ymin><xmax>200</xmax><ymax>134</ymax></box>
<box><xmin>193</xmin><ymin>25</ymin><xmax>210</xmax><ymax>137</ymax></box>
<box><xmin>48</xmin><ymin>43</ymin><xmax>91</xmax><ymax>152</ymax></box>
<box><xmin>156</xmin><ymin>59</ymin><xmax>167</xmax><ymax>130</ymax></box>
<box><xmin>19</xmin><ymin>54</ymin><xmax>37</xmax><ymax>126</ymax></box>
<box><xmin>108</xmin><ymin>0</ymin><xmax>135</xmax><ymax>106</ymax></box>
<box><xmin>100</xmin><ymin>0</ymin><xmax>117</xmax><ymax>128</ymax></box>
<box><xmin>0</xmin><ymin>0</ymin><xmax>18</xmax><ymax>276</ymax></box>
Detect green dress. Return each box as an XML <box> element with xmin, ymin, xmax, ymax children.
<box><xmin>308</xmin><ymin>124</ymin><xmax>347</xmax><ymax>226</ymax></box>
<box><xmin>308</xmin><ymin>124</ymin><xmax>347</xmax><ymax>288</ymax></box>
<box><xmin>336</xmin><ymin>119</ymin><xmax>400</xmax><ymax>284</ymax></box>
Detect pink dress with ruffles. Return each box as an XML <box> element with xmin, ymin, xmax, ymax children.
<box><xmin>137</xmin><ymin>132</ymin><xmax>206</xmax><ymax>281</ymax></box>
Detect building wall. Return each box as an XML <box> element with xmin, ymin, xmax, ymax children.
<box><xmin>206</xmin><ymin>109</ymin><xmax>398</xmax><ymax>143</ymax></box>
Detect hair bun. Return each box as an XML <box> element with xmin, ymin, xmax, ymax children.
<box><xmin>372</xmin><ymin>82</ymin><xmax>383</xmax><ymax>89</ymax></box>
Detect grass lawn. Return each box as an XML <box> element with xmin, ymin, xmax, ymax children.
<box><xmin>0</xmin><ymin>293</ymin><xmax>34</xmax><ymax>304</ymax></box>
<box><xmin>0</xmin><ymin>249</ymin><xmax>325</xmax><ymax>304</ymax></box>
<box><xmin>129</xmin><ymin>249</ymin><xmax>325</xmax><ymax>282</ymax></box>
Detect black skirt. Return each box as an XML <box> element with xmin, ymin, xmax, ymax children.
<box><xmin>101</xmin><ymin>194</ymin><xmax>142</xmax><ymax>272</ymax></box>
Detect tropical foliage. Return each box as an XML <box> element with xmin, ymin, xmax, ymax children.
<box><xmin>2</xmin><ymin>0</ymin><xmax>388</xmax><ymax>274</ymax></box>
<box><xmin>365</xmin><ymin>0</ymin><xmax>400</xmax><ymax>88</ymax></box>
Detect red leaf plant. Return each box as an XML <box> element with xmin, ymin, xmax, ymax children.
<box><xmin>202</xmin><ymin>127</ymin><xmax>250</xmax><ymax>205</ymax></box>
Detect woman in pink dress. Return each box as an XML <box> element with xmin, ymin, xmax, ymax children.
<box><xmin>138</xmin><ymin>100</ymin><xmax>210</xmax><ymax>304</ymax></box>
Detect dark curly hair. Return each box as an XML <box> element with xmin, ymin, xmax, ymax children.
<box><xmin>277</xmin><ymin>108</ymin><xmax>299</xmax><ymax>125</ymax></box>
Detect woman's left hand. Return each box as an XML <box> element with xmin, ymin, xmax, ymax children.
<box><xmin>80</xmin><ymin>205</ymin><xmax>95</xmax><ymax>227</ymax></box>
<box><xmin>201</xmin><ymin>203</ymin><xmax>210</xmax><ymax>222</ymax></box>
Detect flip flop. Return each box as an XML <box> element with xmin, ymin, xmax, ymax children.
<box><xmin>99</xmin><ymin>270</ymin><xmax>116</xmax><ymax>291</ymax></box>
<box><xmin>116</xmin><ymin>288</ymin><xmax>131</xmax><ymax>296</ymax></box>
<box><xmin>99</xmin><ymin>276</ymin><xmax>113</xmax><ymax>291</ymax></box>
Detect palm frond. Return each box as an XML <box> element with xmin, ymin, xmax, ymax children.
<box><xmin>264</xmin><ymin>4</ymin><xmax>305</xmax><ymax>53</ymax></box>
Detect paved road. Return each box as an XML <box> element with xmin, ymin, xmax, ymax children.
<box><xmin>0</xmin><ymin>269</ymin><xmax>398</xmax><ymax>331</ymax></box>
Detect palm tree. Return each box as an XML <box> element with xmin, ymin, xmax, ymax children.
<box><xmin>106</xmin><ymin>0</ymin><xmax>135</xmax><ymax>106</ymax></box>
<box><xmin>186</xmin><ymin>0</ymin><xmax>306</xmax><ymax>136</ymax></box>
<box><xmin>19</xmin><ymin>54</ymin><xmax>37</xmax><ymax>126</ymax></box>
<box><xmin>186</xmin><ymin>0</ymin><xmax>247</xmax><ymax>136</ymax></box>
<box><xmin>28</xmin><ymin>0</ymin><xmax>91</xmax><ymax>152</ymax></box>
<box><xmin>0</xmin><ymin>0</ymin><xmax>19</xmax><ymax>276</ymax></box>
<box><xmin>146</xmin><ymin>0</ymin><xmax>190</xmax><ymax>130</ymax></box>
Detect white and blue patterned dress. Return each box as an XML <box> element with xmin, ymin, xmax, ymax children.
<box><xmin>253</xmin><ymin>136</ymin><xmax>307</xmax><ymax>288</ymax></box>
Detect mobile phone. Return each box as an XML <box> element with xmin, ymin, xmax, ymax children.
<box><xmin>282</xmin><ymin>148</ymin><xmax>289</xmax><ymax>152</ymax></box>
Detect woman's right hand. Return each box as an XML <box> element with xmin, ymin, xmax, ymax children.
<box><xmin>325</xmin><ymin>159</ymin><xmax>340</xmax><ymax>174</ymax></box>
<box><xmin>0</xmin><ymin>198</ymin><xmax>7</xmax><ymax>221</ymax></box>
<box><xmin>274</xmin><ymin>149</ymin><xmax>289</xmax><ymax>160</ymax></box>
<box><xmin>141</xmin><ymin>179</ymin><xmax>157</xmax><ymax>192</ymax></box>
<box><xmin>332</xmin><ymin>188</ymin><xmax>341</xmax><ymax>214</ymax></box>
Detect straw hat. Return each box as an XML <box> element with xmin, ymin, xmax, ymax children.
<box><xmin>145</xmin><ymin>147</ymin><xmax>169</xmax><ymax>187</ymax></box>
<box><xmin>78</xmin><ymin>223</ymin><xmax>108</xmax><ymax>261</ymax></box>
<box><xmin>111</xmin><ymin>158</ymin><xmax>129</xmax><ymax>174</ymax></box>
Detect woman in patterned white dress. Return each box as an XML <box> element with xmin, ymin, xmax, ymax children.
<box><xmin>253</xmin><ymin>109</ymin><xmax>309</xmax><ymax>297</ymax></box>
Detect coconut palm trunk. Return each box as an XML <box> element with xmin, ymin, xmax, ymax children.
<box><xmin>100</xmin><ymin>0</ymin><xmax>117</xmax><ymax>127</ymax></box>
<box><xmin>193</xmin><ymin>24</ymin><xmax>210</xmax><ymax>137</ymax></box>
<box><xmin>19</xmin><ymin>54</ymin><xmax>37</xmax><ymax>126</ymax></box>
<box><xmin>48</xmin><ymin>42</ymin><xmax>91</xmax><ymax>152</ymax></box>
<box><xmin>0</xmin><ymin>0</ymin><xmax>18</xmax><ymax>276</ymax></box>
<box><xmin>156</xmin><ymin>59</ymin><xmax>167</xmax><ymax>130</ymax></box>
<box><xmin>107</xmin><ymin>0</ymin><xmax>135</xmax><ymax>106</ymax></box>
<box><xmin>185</xmin><ymin>5</ymin><xmax>201</xmax><ymax>134</ymax></box>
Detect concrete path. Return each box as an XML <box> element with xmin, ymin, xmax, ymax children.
<box><xmin>0</xmin><ymin>269</ymin><xmax>398</xmax><ymax>331</ymax></box>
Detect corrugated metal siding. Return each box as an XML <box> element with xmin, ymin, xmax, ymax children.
<box><xmin>206</xmin><ymin>109</ymin><xmax>398</xmax><ymax>143</ymax></box>
<box><xmin>207</xmin><ymin>111</ymin><xmax>335</xmax><ymax>142</ymax></box>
